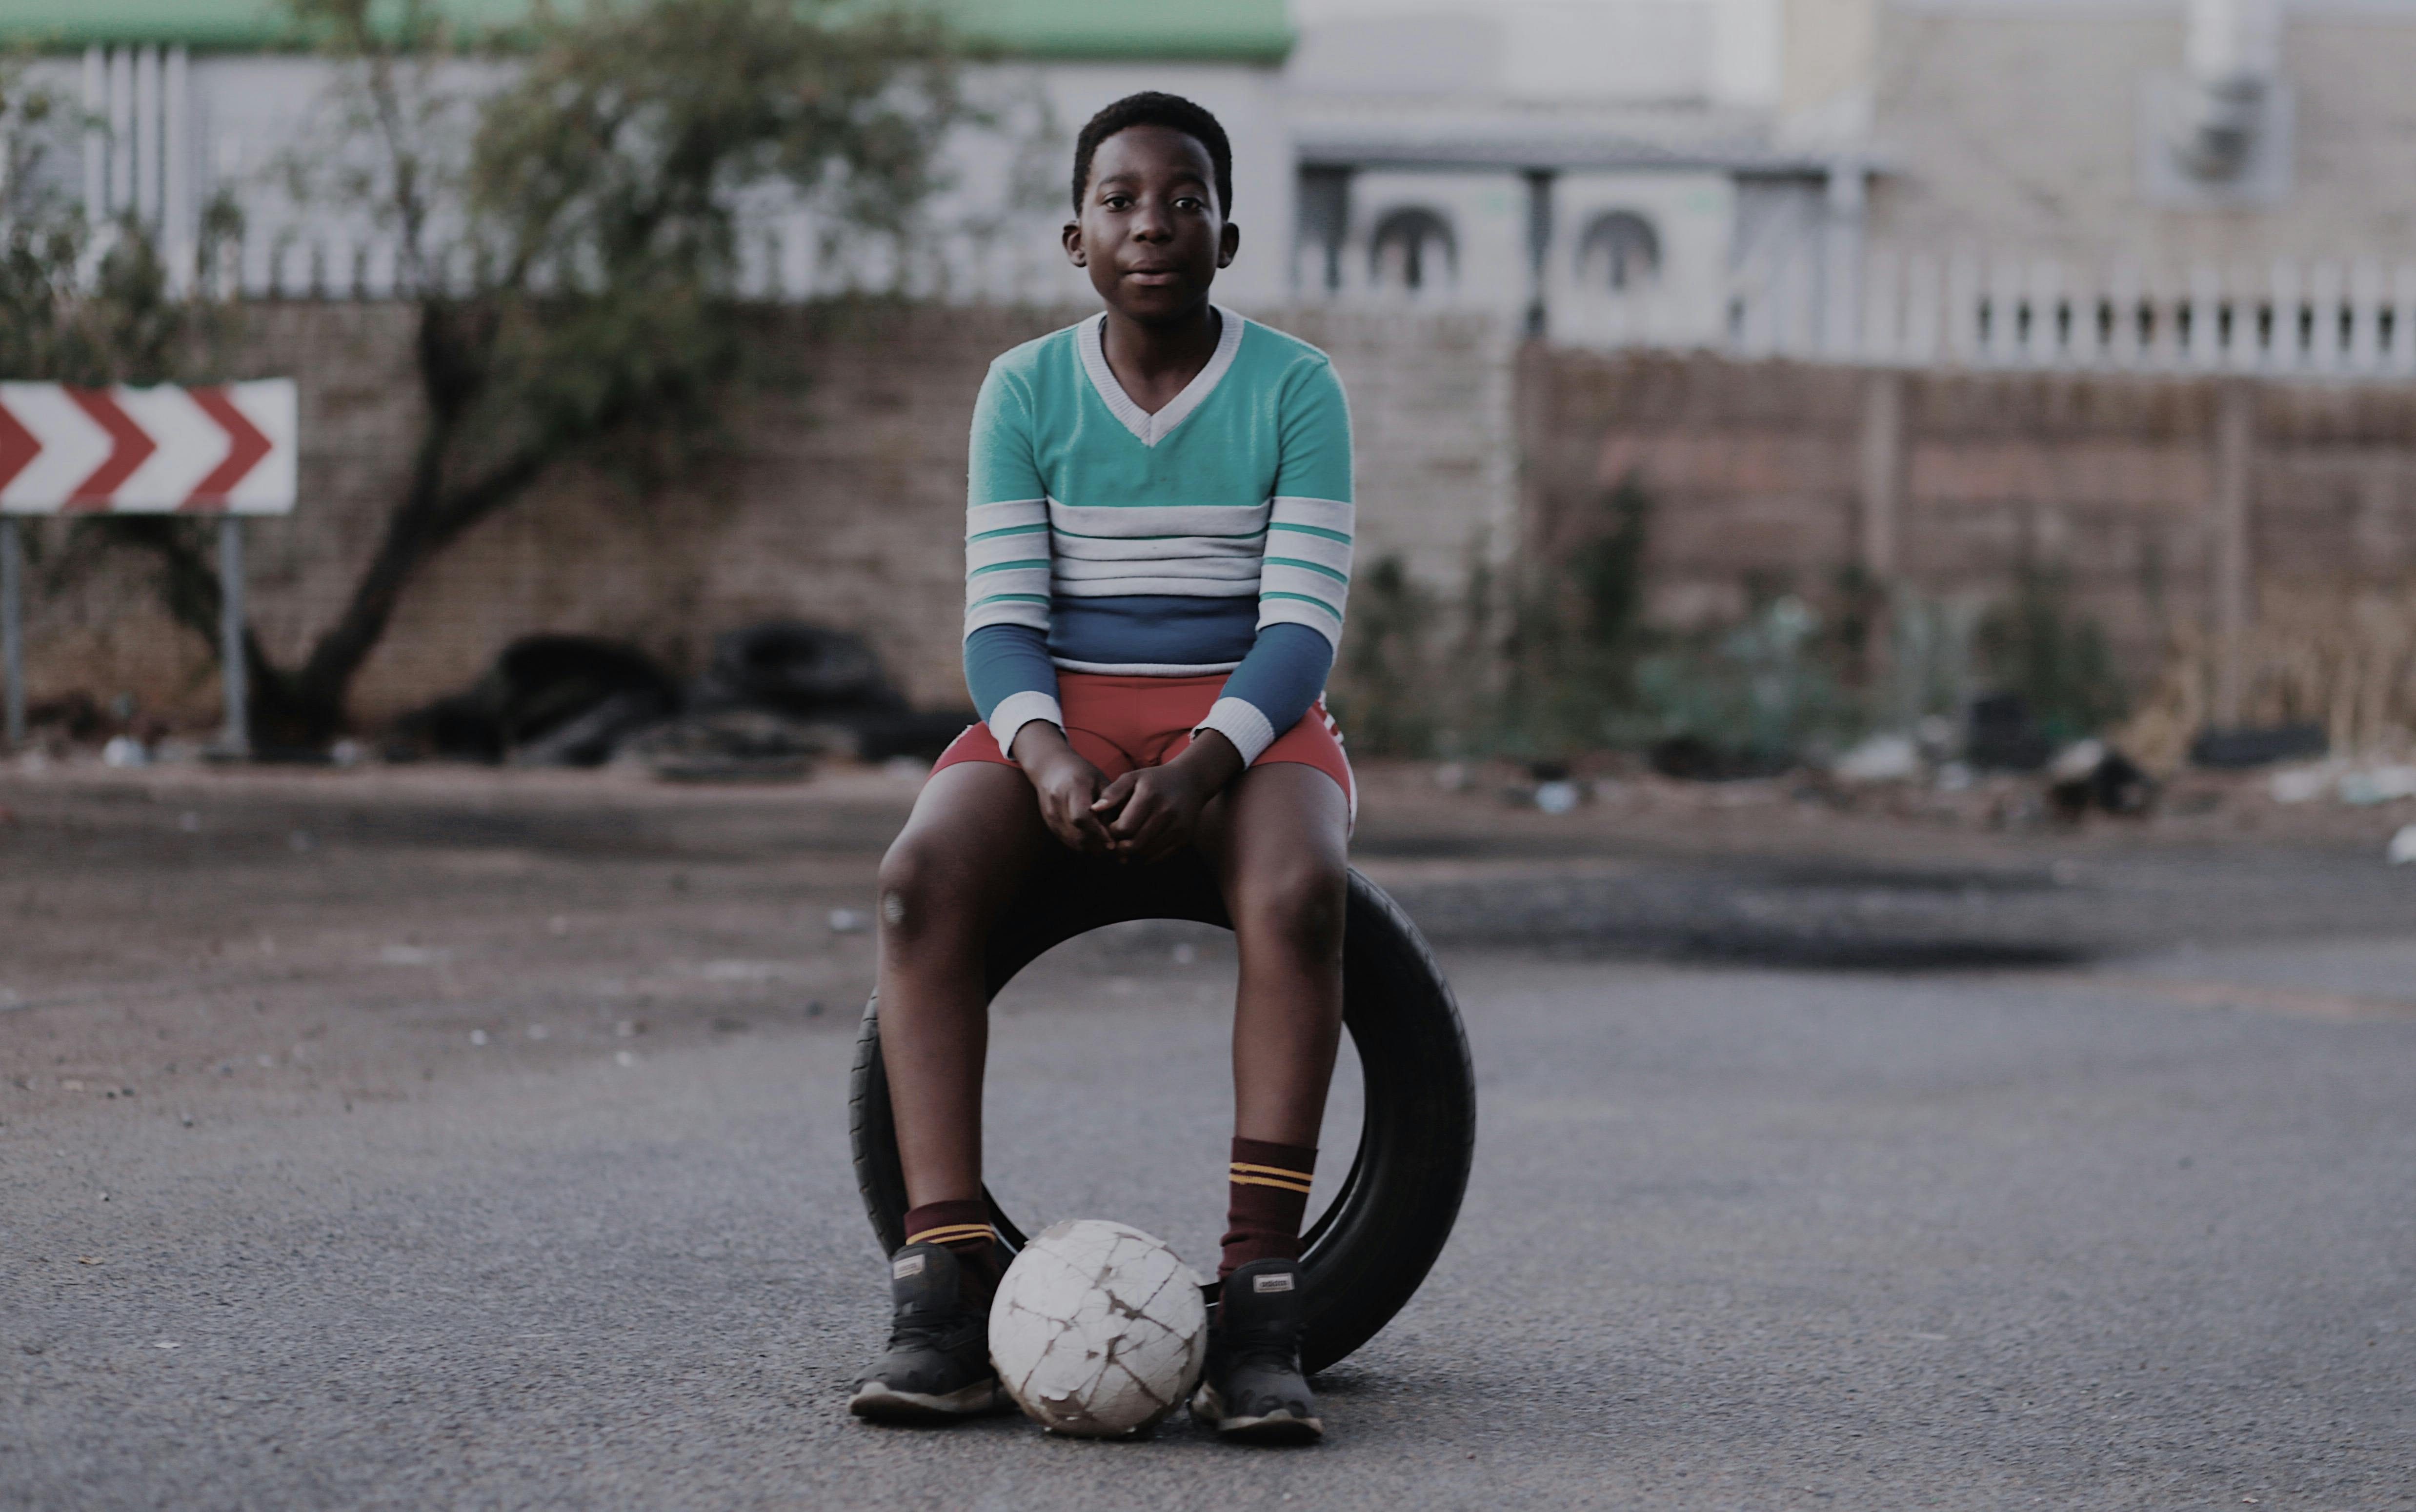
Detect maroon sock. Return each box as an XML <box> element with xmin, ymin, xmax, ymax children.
<box><xmin>902</xmin><ymin>1198</ymin><xmax>1001</xmax><ymax>1304</ymax></box>
<box><xmin>1221</xmin><ymin>1137</ymin><xmax>1317</xmax><ymax>1278</ymax></box>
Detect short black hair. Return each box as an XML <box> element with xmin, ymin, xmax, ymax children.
<box><xmin>1070</xmin><ymin>92</ymin><xmax>1233</xmax><ymax>216</ymax></box>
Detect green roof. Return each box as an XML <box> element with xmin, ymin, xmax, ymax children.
<box><xmin>944</xmin><ymin>0</ymin><xmax>1289</xmax><ymax>62</ymax></box>
<box><xmin>0</xmin><ymin>0</ymin><xmax>1293</xmax><ymax>60</ymax></box>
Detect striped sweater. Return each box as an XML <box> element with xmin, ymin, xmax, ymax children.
<box><xmin>963</xmin><ymin>308</ymin><xmax>1354</xmax><ymax>764</ymax></box>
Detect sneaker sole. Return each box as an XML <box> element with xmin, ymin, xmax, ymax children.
<box><xmin>848</xmin><ymin>1378</ymin><xmax>1008</xmax><ymax>1424</ymax></box>
<box><xmin>1190</xmin><ymin>1384</ymin><xmax>1323</xmax><ymax>1445</ymax></box>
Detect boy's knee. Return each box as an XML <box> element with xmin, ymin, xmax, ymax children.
<box><xmin>1237</xmin><ymin>859</ymin><xmax>1347</xmax><ymax>963</ymax></box>
<box><xmin>876</xmin><ymin>838</ymin><xmax>970</xmax><ymax>945</ymax></box>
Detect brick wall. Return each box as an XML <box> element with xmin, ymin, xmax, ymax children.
<box><xmin>20</xmin><ymin>301</ymin><xmax>2409</xmax><ymax>737</ymax></box>
<box><xmin>12</xmin><ymin>301</ymin><xmax>1516</xmax><ymax>730</ymax></box>
<box><xmin>1523</xmin><ymin>348</ymin><xmax>2416</xmax><ymax>692</ymax></box>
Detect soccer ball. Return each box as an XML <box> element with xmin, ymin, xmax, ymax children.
<box><xmin>988</xmin><ymin>1219</ymin><xmax>1208</xmax><ymax>1436</ymax></box>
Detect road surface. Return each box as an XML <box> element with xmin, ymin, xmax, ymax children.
<box><xmin>4</xmin><ymin>765</ymin><xmax>2411</xmax><ymax>1509</ymax></box>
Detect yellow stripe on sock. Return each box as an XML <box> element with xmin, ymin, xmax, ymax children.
<box><xmin>1231</xmin><ymin>1161</ymin><xmax>1315</xmax><ymax>1182</ymax></box>
<box><xmin>1229</xmin><ymin>1172</ymin><xmax>1314</xmax><ymax>1194</ymax></box>
<box><xmin>907</xmin><ymin>1222</ymin><xmax>997</xmax><ymax>1246</ymax></box>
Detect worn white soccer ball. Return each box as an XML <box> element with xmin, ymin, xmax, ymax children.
<box><xmin>987</xmin><ymin>1219</ymin><xmax>1208</xmax><ymax>1436</ymax></box>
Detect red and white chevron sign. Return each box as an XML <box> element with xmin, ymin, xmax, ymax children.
<box><xmin>0</xmin><ymin>380</ymin><xmax>297</xmax><ymax>515</ymax></box>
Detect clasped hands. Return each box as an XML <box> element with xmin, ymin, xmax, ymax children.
<box><xmin>1009</xmin><ymin>723</ymin><xmax>1245</xmax><ymax>864</ymax></box>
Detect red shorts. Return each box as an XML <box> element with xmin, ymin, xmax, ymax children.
<box><xmin>932</xmin><ymin>672</ymin><xmax>1355</xmax><ymax>818</ymax></box>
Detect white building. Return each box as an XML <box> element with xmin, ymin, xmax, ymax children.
<box><xmin>3</xmin><ymin>0</ymin><xmax>1834</xmax><ymax>336</ymax></box>
<box><xmin>1284</xmin><ymin>0</ymin><xmax>2416</xmax><ymax>375</ymax></box>
<box><xmin>11</xmin><ymin>0</ymin><xmax>2416</xmax><ymax>373</ymax></box>
<box><xmin>1283</xmin><ymin>0</ymin><xmax>1835</xmax><ymax>350</ymax></box>
<box><xmin>5</xmin><ymin>1</ymin><xmax>1302</xmax><ymax>307</ymax></box>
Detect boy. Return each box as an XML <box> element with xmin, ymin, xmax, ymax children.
<box><xmin>847</xmin><ymin>92</ymin><xmax>1354</xmax><ymax>1445</ymax></box>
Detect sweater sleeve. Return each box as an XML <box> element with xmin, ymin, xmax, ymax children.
<box><xmin>963</xmin><ymin>361</ymin><xmax>1061</xmax><ymax>758</ymax></box>
<box><xmin>1195</xmin><ymin>357</ymin><xmax>1354</xmax><ymax>764</ymax></box>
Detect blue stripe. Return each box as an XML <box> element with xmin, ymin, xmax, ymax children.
<box><xmin>964</xmin><ymin>623</ymin><xmax>1056</xmax><ymax>724</ymax></box>
<box><xmin>1047</xmin><ymin>596</ymin><xmax>1259</xmax><ymax>668</ymax></box>
<box><xmin>1216</xmin><ymin>623</ymin><xmax>1336</xmax><ymax>748</ymax></box>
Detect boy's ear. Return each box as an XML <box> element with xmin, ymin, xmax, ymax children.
<box><xmin>1062</xmin><ymin>220</ymin><xmax>1087</xmax><ymax>267</ymax></box>
<box><xmin>1217</xmin><ymin>220</ymin><xmax>1240</xmax><ymax>270</ymax></box>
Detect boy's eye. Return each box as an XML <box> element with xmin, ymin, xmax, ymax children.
<box><xmin>1174</xmin><ymin>197</ymin><xmax>1202</xmax><ymax>210</ymax></box>
<box><xmin>1103</xmin><ymin>194</ymin><xmax>1132</xmax><ymax>209</ymax></box>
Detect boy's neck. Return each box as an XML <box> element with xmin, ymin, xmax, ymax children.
<box><xmin>1100</xmin><ymin>300</ymin><xmax>1222</xmax><ymax>416</ymax></box>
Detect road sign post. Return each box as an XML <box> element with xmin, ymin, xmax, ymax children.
<box><xmin>0</xmin><ymin>379</ymin><xmax>297</xmax><ymax>756</ymax></box>
<box><xmin>2</xmin><ymin>518</ymin><xmax>22</xmax><ymax>748</ymax></box>
<box><xmin>219</xmin><ymin>516</ymin><xmax>247</xmax><ymax>757</ymax></box>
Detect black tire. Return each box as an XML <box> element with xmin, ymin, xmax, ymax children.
<box><xmin>847</xmin><ymin>852</ymin><xmax>1475</xmax><ymax>1375</ymax></box>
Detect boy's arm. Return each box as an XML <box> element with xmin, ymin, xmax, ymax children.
<box><xmin>1194</xmin><ymin>356</ymin><xmax>1354</xmax><ymax>765</ymax></box>
<box><xmin>964</xmin><ymin>362</ymin><xmax>1115</xmax><ymax>854</ymax></box>
<box><xmin>963</xmin><ymin>363</ymin><xmax>1062</xmax><ymax>756</ymax></box>
<box><xmin>964</xmin><ymin>624</ymin><xmax>1057</xmax><ymax>749</ymax></box>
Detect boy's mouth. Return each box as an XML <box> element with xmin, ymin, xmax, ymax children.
<box><xmin>1124</xmin><ymin>267</ymin><xmax>1183</xmax><ymax>285</ymax></box>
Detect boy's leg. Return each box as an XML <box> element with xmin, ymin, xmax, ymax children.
<box><xmin>852</xmin><ymin>759</ymin><xmax>1048</xmax><ymax>1424</ymax></box>
<box><xmin>1190</xmin><ymin>761</ymin><xmax>1349</xmax><ymax>1444</ymax></box>
<box><xmin>875</xmin><ymin>758</ymin><xmax>1052</xmax><ymax>1220</ymax></box>
<box><xmin>1198</xmin><ymin>760</ymin><xmax>1350</xmax><ymax>1180</ymax></box>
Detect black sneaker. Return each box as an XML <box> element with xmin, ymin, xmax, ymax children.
<box><xmin>846</xmin><ymin>1242</ymin><xmax>1007</xmax><ymax>1423</ymax></box>
<box><xmin>1191</xmin><ymin>1258</ymin><xmax>1322</xmax><ymax>1444</ymax></box>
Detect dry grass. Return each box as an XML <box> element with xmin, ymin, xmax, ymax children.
<box><xmin>2119</xmin><ymin>581</ymin><xmax>2416</xmax><ymax>773</ymax></box>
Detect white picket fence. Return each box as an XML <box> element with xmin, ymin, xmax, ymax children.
<box><xmin>189</xmin><ymin>216</ymin><xmax>1075</xmax><ymax>310</ymax></box>
<box><xmin>187</xmin><ymin>224</ymin><xmax>2416</xmax><ymax>381</ymax></box>
<box><xmin>1725</xmin><ymin>249</ymin><xmax>2416</xmax><ymax>378</ymax></box>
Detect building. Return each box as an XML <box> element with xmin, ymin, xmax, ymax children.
<box><xmin>7</xmin><ymin>0</ymin><xmax>2416</xmax><ymax>374</ymax></box>
<box><xmin>0</xmin><ymin>0</ymin><xmax>1300</xmax><ymax>307</ymax></box>
<box><xmin>1284</xmin><ymin>0</ymin><xmax>2416</xmax><ymax>374</ymax></box>
<box><xmin>1281</xmin><ymin>1</ymin><xmax>1836</xmax><ymax>352</ymax></box>
<box><xmin>5</xmin><ymin>0</ymin><xmax>1843</xmax><ymax>336</ymax></box>
<box><xmin>1846</xmin><ymin>0</ymin><xmax>2416</xmax><ymax>373</ymax></box>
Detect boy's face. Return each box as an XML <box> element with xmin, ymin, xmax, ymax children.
<box><xmin>1064</xmin><ymin>125</ymin><xmax>1238</xmax><ymax>325</ymax></box>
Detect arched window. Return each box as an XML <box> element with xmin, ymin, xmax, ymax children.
<box><xmin>1368</xmin><ymin>207</ymin><xmax>1456</xmax><ymax>292</ymax></box>
<box><xmin>1576</xmin><ymin>210</ymin><xmax>1661</xmax><ymax>292</ymax></box>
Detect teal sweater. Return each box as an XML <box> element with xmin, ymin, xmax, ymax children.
<box><xmin>962</xmin><ymin>308</ymin><xmax>1355</xmax><ymax>763</ymax></box>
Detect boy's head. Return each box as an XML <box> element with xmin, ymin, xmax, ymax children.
<box><xmin>1070</xmin><ymin>92</ymin><xmax>1232</xmax><ymax>217</ymax></box>
<box><xmin>1063</xmin><ymin>93</ymin><xmax>1238</xmax><ymax>323</ymax></box>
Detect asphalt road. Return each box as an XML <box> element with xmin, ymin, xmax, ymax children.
<box><xmin>4</xmin><ymin>768</ymin><xmax>2414</xmax><ymax>1509</ymax></box>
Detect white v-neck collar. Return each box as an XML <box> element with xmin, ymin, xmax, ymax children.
<box><xmin>1077</xmin><ymin>305</ymin><xmax>1245</xmax><ymax>448</ymax></box>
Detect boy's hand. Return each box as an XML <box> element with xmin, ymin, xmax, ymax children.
<box><xmin>1010</xmin><ymin>723</ymin><xmax>1115</xmax><ymax>855</ymax></box>
<box><xmin>1095</xmin><ymin>731</ymin><xmax>1246</xmax><ymax>865</ymax></box>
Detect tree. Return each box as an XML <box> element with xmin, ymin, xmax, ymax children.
<box><xmin>24</xmin><ymin>0</ymin><xmax>964</xmax><ymax>745</ymax></box>
<box><xmin>0</xmin><ymin>65</ymin><xmax>195</xmax><ymax>383</ymax></box>
<box><xmin>279</xmin><ymin>0</ymin><xmax>966</xmax><ymax>742</ymax></box>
